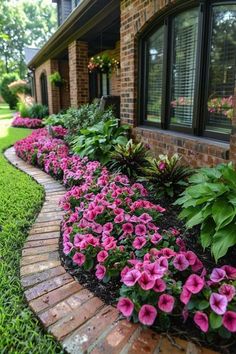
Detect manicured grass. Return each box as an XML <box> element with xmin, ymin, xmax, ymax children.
<box><xmin>0</xmin><ymin>103</ymin><xmax>14</xmax><ymax>119</ymax></box>
<box><xmin>0</xmin><ymin>120</ymin><xmax>63</xmax><ymax>353</ymax></box>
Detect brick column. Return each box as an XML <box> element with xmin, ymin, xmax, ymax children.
<box><xmin>68</xmin><ymin>40</ymin><xmax>89</xmax><ymax>108</ymax></box>
<box><xmin>229</xmin><ymin>88</ymin><xmax>236</xmax><ymax>165</ymax></box>
<box><xmin>48</xmin><ymin>59</ymin><xmax>61</xmax><ymax>114</ymax></box>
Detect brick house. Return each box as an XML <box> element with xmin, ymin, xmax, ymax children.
<box><xmin>28</xmin><ymin>0</ymin><xmax>236</xmax><ymax>168</ymax></box>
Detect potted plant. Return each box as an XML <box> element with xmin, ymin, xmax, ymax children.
<box><xmin>88</xmin><ymin>54</ymin><xmax>120</xmax><ymax>74</ymax></box>
<box><xmin>49</xmin><ymin>71</ymin><xmax>64</xmax><ymax>87</ymax></box>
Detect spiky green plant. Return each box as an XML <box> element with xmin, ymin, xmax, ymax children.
<box><xmin>109</xmin><ymin>139</ymin><xmax>151</xmax><ymax>178</ymax></box>
<box><xmin>142</xmin><ymin>153</ymin><xmax>192</xmax><ymax>198</ymax></box>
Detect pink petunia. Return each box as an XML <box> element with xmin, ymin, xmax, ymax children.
<box><xmin>173</xmin><ymin>254</ymin><xmax>189</xmax><ymax>271</ymax></box>
<box><xmin>123</xmin><ymin>269</ymin><xmax>141</xmax><ymax>286</ymax></box>
<box><xmin>132</xmin><ymin>236</ymin><xmax>147</xmax><ymax>250</ymax></box>
<box><xmin>194</xmin><ymin>311</ymin><xmax>209</xmax><ymax>333</ymax></box>
<box><xmin>180</xmin><ymin>286</ymin><xmax>192</xmax><ymax>305</ymax></box>
<box><xmin>72</xmin><ymin>252</ymin><xmax>86</xmax><ymax>266</ymax></box>
<box><xmin>138</xmin><ymin>304</ymin><xmax>157</xmax><ymax>326</ymax></box>
<box><xmin>135</xmin><ymin>224</ymin><xmax>147</xmax><ymax>236</ymax></box>
<box><xmin>117</xmin><ymin>297</ymin><xmax>134</xmax><ymax>317</ymax></box>
<box><xmin>185</xmin><ymin>275</ymin><xmax>205</xmax><ymax>294</ymax></box>
<box><xmin>138</xmin><ymin>271</ymin><xmax>155</xmax><ymax>290</ymax></box>
<box><xmin>219</xmin><ymin>284</ymin><xmax>236</xmax><ymax>302</ymax></box>
<box><xmin>210</xmin><ymin>293</ymin><xmax>228</xmax><ymax>315</ymax></box>
<box><xmin>114</xmin><ymin>213</ymin><xmax>125</xmax><ymax>223</ymax></box>
<box><xmin>221</xmin><ymin>265</ymin><xmax>236</xmax><ymax>280</ymax></box>
<box><xmin>150</xmin><ymin>233</ymin><xmax>162</xmax><ymax>245</ymax></box>
<box><xmin>103</xmin><ymin>222</ymin><xmax>113</xmax><ymax>233</ymax></box>
<box><xmin>95</xmin><ymin>264</ymin><xmax>106</xmax><ymax>280</ymax></box>
<box><xmin>210</xmin><ymin>268</ymin><xmax>226</xmax><ymax>283</ymax></box>
<box><xmin>63</xmin><ymin>242</ymin><xmax>73</xmax><ymax>255</ymax></box>
<box><xmin>158</xmin><ymin>294</ymin><xmax>175</xmax><ymax>313</ymax></box>
<box><xmin>153</xmin><ymin>279</ymin><xmax>166</xmax><ymax>293</ymax></box>
<box><xmin>222</xmin><ymin>311</ymin><xmax>236</xmax><ymax>332</ymax></box>
<box><xmin>97</xmin><ymin>250</ymin><xmax>109</xmax><ymax>263</ymax></box>
<box><xmin>144</xmin><ymin>262</ymin><xmax>165</xmax><ymax>280</ymax></box>
<box><xmin>139</xmin><ymin>213</ymin><xmax>153</xmax><ymax>224</ymax></box>
<box><xmin>120</xmin><ymin>266</ymin><xmax>130</xmax><ymax>281</ymax></box>
<box><xmin>184</xmin><ymin>251</ymin><xmax>197</xmax><ymax>265</ymax></box>
<box><xmin>122</xmin><ymin>223</ymin><xmax>134</xmax><ymax>234</ymax></box>
<box><xmin>161</xmin><ymin>248</ymin><xmax>176</xmax><ymax>258</ymax></box>
<box><xmin>191</xmin><ymin>257</ymin><xmax>203</xmax><ymax>272</ymax></box>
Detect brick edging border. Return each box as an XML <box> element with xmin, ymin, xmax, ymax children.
<box><xmin>4</xmin><ymin>147</ymin><xmax>218</xmax><ymax>354</ymax></box>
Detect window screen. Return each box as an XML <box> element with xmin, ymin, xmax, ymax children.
<box><xmin>205</xmin><ymin>5</ymin><xmax>236</xmax><ymax>134</ymax></box>
<box><xmin>146</xmin><ymin>26</ymin><xmax>165</xmax><ymax>123</ymax></box>
<box><xmin>170</xmin><ymin>8</ymin><xmax>199</xmax><ymax>127</ymax></box>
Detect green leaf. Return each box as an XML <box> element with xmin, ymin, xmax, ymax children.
<box><xmin>198</xmin><ymin>300</ymin><xmax>209</xmax><ymax>310</ymax></box>
<box><xmin>212</xmin><ymin>224</ymin><xmax>236</xmax><ymax>262</ymax></box>
<box><xmin>209</xmin><ymin>312</ymin><xmax>222</xmax><ymax>329</ymax></box>
<box><xmin>212</xmin><ymin>199</ymin><xmax>235</xmax><ymax>229</ymax></box>
<box><xmin>218</xmin><ymin>326</ymin><xmax>232</xmax><ymax>339</ymax></box>
<box><xmin>186</xmin><ymin>210</ymin><xmax>204</xmax><ymax>228</ymax></box>
<box><xmin>200</xmin><ymin>220</ymin><xmax>215</xmax><ymax>249</ymax></box>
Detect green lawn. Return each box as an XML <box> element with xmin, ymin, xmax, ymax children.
<box><xmin>0</xmin><ymin>120</ymin><xmax>63</xmax><ymax>353</ymax></box>
<box><xmin>0</xmin><ymin>103</ymin><xmax>14</xmax><ymax>119</ymax></box>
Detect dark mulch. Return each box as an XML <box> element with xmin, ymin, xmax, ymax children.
<box><xmin>59</xmin><ymin>195</ymin><xmax>236</xmax><ymax>354</ymax></box>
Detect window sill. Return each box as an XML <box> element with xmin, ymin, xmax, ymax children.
<box><xmin>136</xmin><ymin>125</ymin><xmax>230</xmax><ymax>150</ymax></box>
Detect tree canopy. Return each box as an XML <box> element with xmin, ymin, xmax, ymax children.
<box><xmin>0</xmin><ymin>0</ymin><xmax>57</xmax><ymax>78</ymax></box>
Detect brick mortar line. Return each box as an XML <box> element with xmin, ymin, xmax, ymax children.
<box><xmin>4</xmin><ymin>147</ymin><xmax>219</xmax><ymax>354</ymax></box>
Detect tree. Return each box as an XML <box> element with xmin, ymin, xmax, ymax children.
<box><xmin>0</xmin><ymin>73</ymin><xmax>20</xmax><ymax>109</ymax></box>
<box><xmin>0</xmin><ymin>0</ymin><xmax>57</xmax><ymax>78</ymax></box>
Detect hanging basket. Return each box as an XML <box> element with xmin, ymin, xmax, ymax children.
<box><xmin>88</xmin><ymin>54</ymin><xmax>120</xmax><ymax>74</ymax></box>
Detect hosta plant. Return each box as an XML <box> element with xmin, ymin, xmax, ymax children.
<box><xmin>109</xmin><ymin>139</ymin><xmax>151</xmax><ymax>178</ymax></box>
<box><xmin>175</xmin><ymin>163</ymin><xmax>236</xmax><ymax>261</ymax></box>
<box><xmin>71</xmin><ymin>118</ymin><xmax>130</xmax><ymax>164</ymax></box>
<box><xmin>142</xmin><ymin>153</ymin><xmax>192</xmax><ymax>198</ymax></box>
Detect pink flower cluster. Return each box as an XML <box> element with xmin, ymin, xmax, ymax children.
<box><xmin>51</xmin><ymin>125</ymin><xmax>68</xmax><ymax>139</ymax></box>
<box><xmin>12</xmin><ymin>116</ymin><xmax>43</xmax><ymax>129</ymax></box>
<box><xmin>14</xmin><ymin>128</ymin><xmax>236</xmax><ymax>341</ymax></box>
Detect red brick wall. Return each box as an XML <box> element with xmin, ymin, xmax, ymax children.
<box><xmin>120</xmin><ymin>0</ymin><xmax>233</xmax><ymax>167</ymax></box>
<box><xmin>35</xmin><ymin>59</ymin><xmax>60</xmax><ymax>114</ymax></box>
<box><xmin>68</xmin><ymin>40</ymin><xmax>89</xmax><ymax>108</ymax></box>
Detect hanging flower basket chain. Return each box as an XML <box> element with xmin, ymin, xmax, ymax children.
<box><xmin>88</xmin><ymin>54</ymin><xmax>120</xmax><ymax>74</ymax></box>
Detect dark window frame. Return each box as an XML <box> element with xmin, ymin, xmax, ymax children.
<box><xmin>138</xmin><ymin>0</ymin><xmax>235</xmax><ymax>142</ymax></box>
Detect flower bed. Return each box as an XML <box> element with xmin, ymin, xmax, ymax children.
<box><xmin>14</xmin><ymin>128</ymin><xmax>236</xmax><ymax>352</ymax></box>
<box><xmin>12</xmin><ymin>114</ymin><xmax>43</xmax><ymax>129</ymax></box>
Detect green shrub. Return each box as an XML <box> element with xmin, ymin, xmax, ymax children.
<box><xmin>17</xmin><ymin>100</ymin><xmax>30</xmax><ymax>117</ymax></box>
<box><xmin>0</xmin><ymin>73</ymin><xmax>19</xmax><ymax>109</ymax></box>
<box><xmin>142</xmin><ymin>153</ymin><xmax>192</xmax><ymax>198</ymax></box>
<box><xmin>72</xmin><ymin>118</ymin><xmax>130</xmax><ymax>164</ymax></box>
<box><xmin>175</xmin><ymin>163</ymin><xmax>236</xmax><ymax>262</ymax></box>
<box><xmin>43</xmin><ymin>111</ymin><xmax>67</xmax><ymax>127</ymax></box>
<box><xmin>29</xmin><ymin>103</ymin><xmax>48</xmax><ymax>119</ymax></box>
<box><xmin>64</xmin><ymin>104</ymin><xmax>115</xmax><ymax>141</ymax></box>
<box><xmin>109</xmin><ymin>139</ymin><xmax>151</xmax><ymax>178</ymax></box>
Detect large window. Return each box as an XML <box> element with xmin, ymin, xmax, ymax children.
<box><xmin>141</xmin><ymin>2</ymin><xmax>236</xmax><ymax>141</ymax></box>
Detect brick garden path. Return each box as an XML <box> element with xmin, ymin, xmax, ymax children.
<box><xmin>4</xmin><ymin>146</ymin><xmax>218</xmax><ymax>354</ymax></box>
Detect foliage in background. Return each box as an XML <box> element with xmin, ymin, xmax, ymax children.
<box><xmin>0</xmin><ymin>0</ymin><xmax>57</xmax><ymax>77</ymax></box>
<box><xmin>43</xmin><ymin>111</ymin><xmax>67</xmax><ymax>127</ymax></box>
<box><xmin>142</xmin><ymin>153</ymin><xmax>192</xmax><ymax>198</ymax></box>
<box><xmin>176</xmin><ymin>163</ymin><xmax>236</xmax><ymax>261</ymax></box>
<box><xmin>29</xmin><ymin>103</ymin><xmax>48</xmax><ymax>119</ymax></box>
<box><xmin>49</xmin><ymin>71</ymin><xmax>64</xmax><ymax>87</ymax></box>
<box><xmin>64</xmin><ymin>104</ymin><xmax>115</xmax><ymax>141</ymax></box>
<box><xmin>72</xmin><ymin>119</ymin><xmax>130</xmax><ymax>164</ymax></box>
<box><xmin>8</xmin><ymin>79</ymin><xmax>31</xmax><ymax>96</ymax></box>
<box><xmin>0</xmin><ymin>121</ymin><xmax>63</xmax><ymax>353</ymax></box>
<box><xmin>17</xmin><ymin>100</ymin><xmax>30</xmax><ymax>118</ymax></box>
<box><xmin>109</xmin><ymin>139</ymin><xmax>151</xmax><ymax>178</ymax></box>
<box><xmin>0</xmin><ymin>73</ymin><xmax>19</xmax><ymax>109</ymax></box>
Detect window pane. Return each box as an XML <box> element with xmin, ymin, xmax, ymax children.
<box><xmin>146</xmin><ymin>26</ymin><xmax>164</xmax><ymax>123</ymax></box>
<box><xmin>170</xmin><ymin>8</ymin><xmax>199</xmax><ymax>127</ymax></box>
<box><xmin>206</xmin><ymin>5</ymin><xmax>236</xmax><ymax>134</ymax></box>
